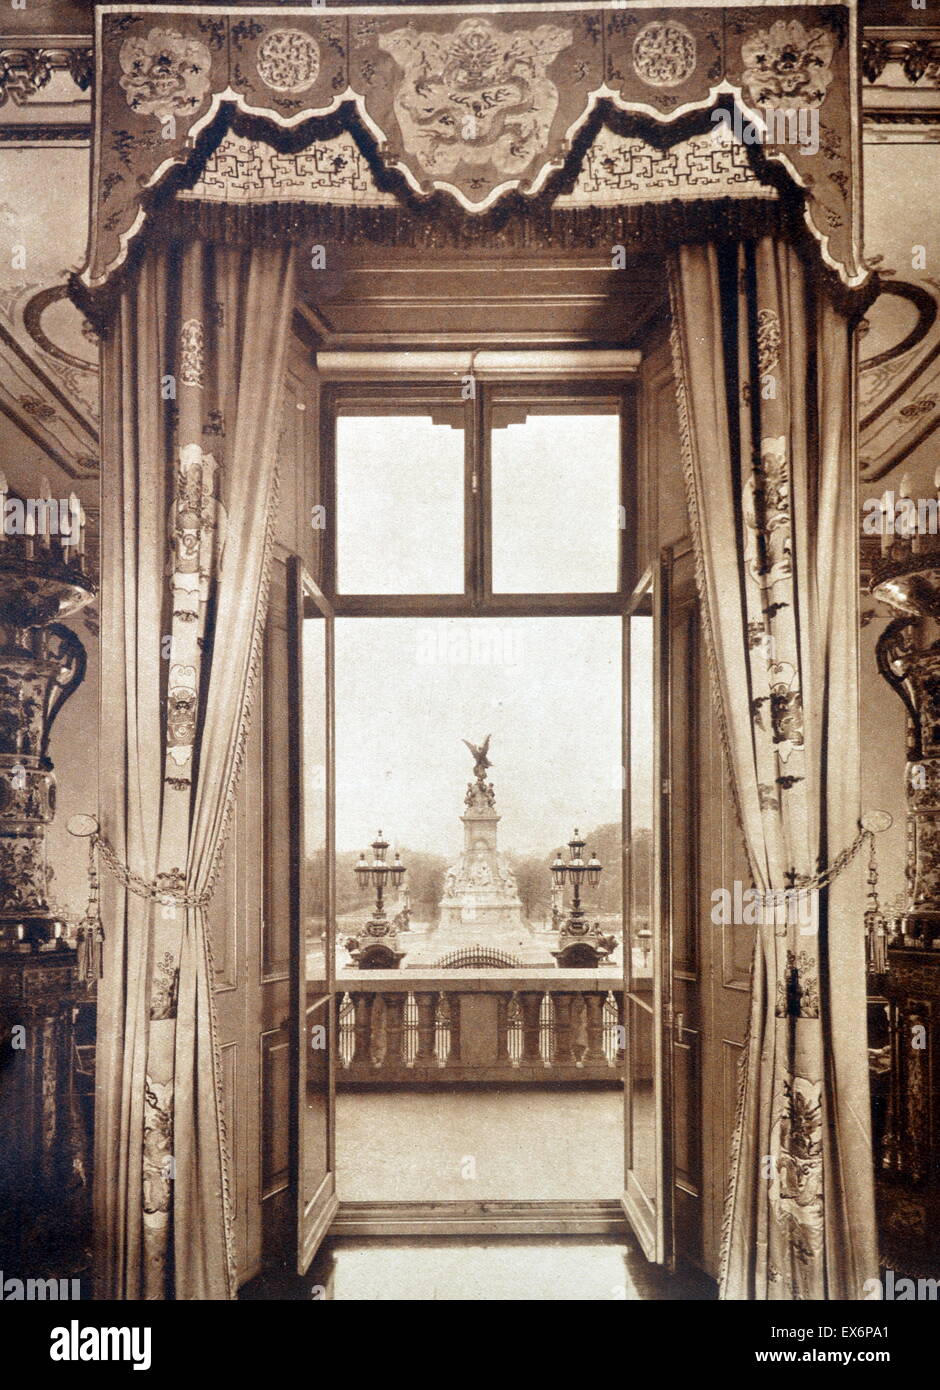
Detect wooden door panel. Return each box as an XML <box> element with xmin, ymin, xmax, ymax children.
<box><xmin>260</xmin><ymin>1027</ymin><xmax>291</xmax><ymax>1199</ymax></box>
<box><xmin>263</xmin><ymin>591</ymin><xmax>292</xmax><ymax>985</ymax></box>
<box><xmin>209</xmin><ymin>708</ymin><xmax>251</xmax><ymax>1277</ymax></box>
<box><xmin>667</xmin><ymin>545</ymin><xmax>703</xmax><ymax>1267</ymax></box>
<box><xmin>622</xmin><ymin>560</ymin><xmax>672</xmax><ymax>1265</ymax></box>
<box><xmin>697</xmin><ymin>622</ymin><xmax>755</xmax><ymax>1278</ymax></box>
<box><xmin>289</xmin><ymin>559</ymin><xmax>338</xmax><ymax>1274</ymax></box>
<box><xmin>215</xmin><ymin>339</ymin><xmax>324</xmax><ymax>1289</ymax></box>
<box><xmin>243</xmin><ymin>556</ymin><xmax>293</xmax><ymax>1276</ymax></box>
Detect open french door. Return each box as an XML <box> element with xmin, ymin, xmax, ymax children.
<box><xmin>622</xmin><ymin>552</ymin><xmax>675</xmax><ymax>1266</ymax></box>
<box><xmin>288</xmin><ymin>556</ymin><xmax>339</xmax><ymax>1274</ymax></box>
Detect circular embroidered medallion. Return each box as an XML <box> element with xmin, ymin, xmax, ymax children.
<box><xmin>632</xmin><ymin>20</ymin><xmax>697</xmax><ymax>89</ymax></box>
<box><xmin>256</xmin><ymin>28</ymin><xmax>321</xmax><ymax>94</ymax></box>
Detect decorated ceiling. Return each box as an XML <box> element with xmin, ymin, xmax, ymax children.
<box><xmin>0</xmin><ymin>149</ymin><xmax>97</xmax><ymax>486</ymax></box>
<box><xmin>81</xmin><ymin>1</ymin><xmax>865</xmax><ymax>288</ymax></box>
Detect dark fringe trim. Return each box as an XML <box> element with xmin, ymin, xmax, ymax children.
<box><xmin>166</xmin><ymin>190</ymin><xmax>791</xmax><ymax>250</ymax></box>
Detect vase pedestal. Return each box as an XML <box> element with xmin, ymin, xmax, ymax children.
<box><xmin>0</xmin><ymin>552</ymin><xmax>95</xmax><ymax>1278</ymax></box>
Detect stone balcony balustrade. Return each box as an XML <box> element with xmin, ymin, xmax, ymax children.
<box><xmin>319</xmin><ymin>969</ymin><xmax>633</xmax><ymax>1085</ymax></box>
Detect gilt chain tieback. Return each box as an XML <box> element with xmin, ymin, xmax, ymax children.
<box><xmin>745</xmin><ymin>810</ymin><xmax>893</xmax><ymax>909</ymax></box>
<box><xmin>67</xmin><ymin>815</ymin><xmax>214</xmax><ymax>982</ymax></box>
<box><xmin>92</xmin><ymin>833</ymin><xmax>211</xmax><ymax>910</ymax></box>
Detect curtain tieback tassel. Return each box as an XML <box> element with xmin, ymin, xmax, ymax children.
<box><xmin>67</xmin><ymin>815</ymin><xmax>213</xmax><ymax>982</ymax></box>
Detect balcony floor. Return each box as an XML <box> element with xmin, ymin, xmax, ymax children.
<box><xmin>335</xmin><ymin>1083</ymin><xmax>629</xmax><ymax>1202</ymax></box>
<box><xmin>300</xmin><ymin>1233</ymin><xmax>715</xmax><ymax>1300</ymax></box>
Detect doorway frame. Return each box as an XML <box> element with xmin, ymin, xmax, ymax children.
<box><xmin>292</xmin><ymin>354</ymin><xmax>678</xmax><ymax>1256</ymax></box>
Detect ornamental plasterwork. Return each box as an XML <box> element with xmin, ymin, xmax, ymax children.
<box><xmin>0</xmin><ymin>146</ymin><xmax>99</xmax><ymax>464</ymax></box>
<box><xmin>862</xmin><ymin>33</ymin><xmax>940</xmax><ymax>87</ymax></box>
<box><xmin>0</xmin><ymin>46</ymin><xmax>92</xmax><ymax>107</ymax></box>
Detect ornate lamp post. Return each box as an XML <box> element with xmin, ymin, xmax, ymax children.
<box><xmin>549</xmin><ymin>829</ymin><xmax>615</xmax><ymax>967</ymax></box>
<box><xmin>347</xmin><ymin>830</ymin><xmax>407</xmax><ymax>969</ymax></box>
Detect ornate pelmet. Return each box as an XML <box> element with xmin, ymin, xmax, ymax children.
<box><xmin>78</xmin><ymin>2</ymin><xmax>866</xmax><ymax>295</ymax></box>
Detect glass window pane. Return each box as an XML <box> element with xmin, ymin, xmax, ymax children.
<box><xmin>304</xmin><ymin>998</ymin><xmax>331</xmax><ymax>1211</ymax></box>
<box><xmin>491</xmin><ymin>408</ymin><xmax>620</xmax><ymax>593</ymax></box>
<box><xmin>336</xmin><ymin>413</ymin><xmax>464</xmax><ymax>594</ymax></box>
<box><xmin>304</xmin><ymin>612</ymin><xmax>330</xmax><ymax>997</ymax></box>
<box><xmin>302</xmin><ymin>610</ymin><xmax>333</xmax><ymax>1213</ymax></box>
<box><xmin>627</xmin><ymin>997</ymin><xmax>655</xmax><ymax>1198</ymax></box>
<box><xmin>628</xmin><ymin>612</ymin><xmax>654</xmax><ymax>994</ymax></box>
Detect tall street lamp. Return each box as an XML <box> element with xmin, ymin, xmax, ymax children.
<box><xmin>550</xmin><ymin>829</ymin><xmax>615</xmax><ymax>968</ymax></box>
<box><xmin>348</xmin><ymin>830</ymin><xmax>407</xmax><ymax>969</ymax></box>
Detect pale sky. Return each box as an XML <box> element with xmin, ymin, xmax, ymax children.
<box><xmin>335</xmin><ymin>410</ymin><xmax>622</xmax><ymax>597</ymax></box>
<box><xmin>331</xmin><ymin>616</ymin><xmax>647</xmax><ymax>856</ymax></box>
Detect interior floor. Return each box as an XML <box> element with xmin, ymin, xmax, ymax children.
<box><xmin>334</xmin><ymin>1085</ymin><xmax>630</xmax><ymax>1202</ymax></box>
<box><xmin>242</xmin><ymin>1234</ymin><xmax>716</xmax><ymax>1301</ymax></box>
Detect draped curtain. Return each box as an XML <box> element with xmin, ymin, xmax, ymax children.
<box><xmin>668</xmin><ymin>237</ymin><xmax>876</xmax><ymax>1299</ymax></box>
<box><xmin>95</xmin><ymin>241</ymin><xmax>296</xmax><ymax>1299</ymax></box>
<box><xmin>88</xmin><ymin>194</ymin><xmax>874</xmax><ymax>1304</ymax></box>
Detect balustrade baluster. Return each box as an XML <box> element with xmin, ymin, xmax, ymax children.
<box><xmin>571</xmin><ymin>993</ymin><xmax>588</xmax><ymax>1065</ymax></box>
<box><xmin>351</xmin><ymin>992</ymin><xmax>370</xmax><ymax>1068</ymax></box>
<box><xmin>336</xmin><ymin>993</ymin><xmax>350</xmax><ymax>1069</ymax></box>
<box><xmin>447</xmin><ymin>992</ymin><xmax>461</xmax><ymax>1065</ymax></box>
<box><xmin>540</xmin><ymin>992</ymin><xmax>554</xmax><ymax>1063</ymax></box>
<box><xmin>384</xmin><ymin>992</ymin><xmax>407</xmax><ymax>1069</ymax></box>
<box><xmin>369</xmin><ymin>994</ymin><xmax>386</xmax><ymax>1069</ymax></box>
<box><xmin>519</xmin><ymin>991</ymin><xmax>543</xmax><ymax>1066</ymax></box>
<box><xmin>508</xmin><ymin>991</ymin><xmax>522</xmax><ymax>1065</ymax></box>
<box><xmin>496</xmin><ymin>993</ymin><xmax>512</xmax><ymax>1065</ymax></box>
<box><xmin>413</xmin><ymin>991</ymin><xmax>437</xmax><ymax>1066</ymax></box>
<box><xmin>584</xmin><ymin>993</ymin><xmax>607</xmax><ymax>1064</ymax></box>
<box><xmin>435</xmin><ymin>991</ymin><xmax>451</xmax><ymax>1064</ymax></box>
<box><xmin>553</xmin><ymin>992</ymin><xmax>575</xmax><ymax>1066</ymax></box>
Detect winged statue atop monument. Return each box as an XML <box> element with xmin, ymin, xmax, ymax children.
<box><xmin>462</xmin><ymin>734</ymin><xmax>492</xmax><ymax>783</ymax></box>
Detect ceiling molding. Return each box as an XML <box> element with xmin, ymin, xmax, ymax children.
<box><xmin>0</xmin><ymin>41</ymin><xmax>91</xmax><ymax>106</ymax></box>
<box><xmin>862</xmin><ymin>29</ymin><xmax>940</xmax><ymax>86</ymax></box>
<box><xmin>0</xmin><ymin>121</ymin><xmax>88</xmax><ymax>143</ymax></box>
<box><xmin>860</xmin><ymin>276</ymin><xmax>940</xmax><ymax>483</ymax></box>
